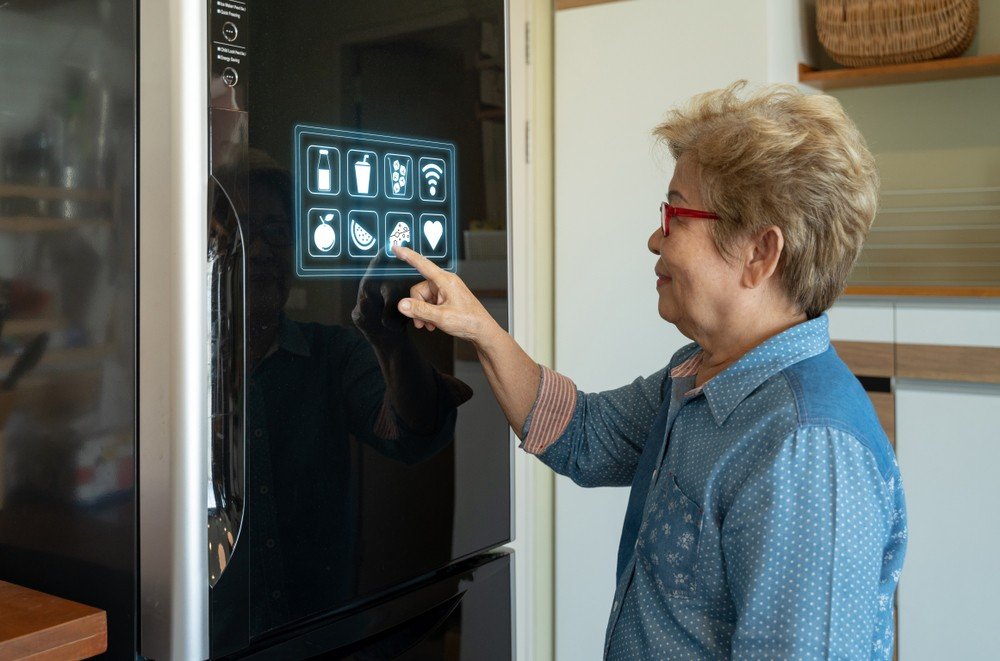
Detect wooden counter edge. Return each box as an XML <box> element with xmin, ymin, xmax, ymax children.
<box><xmin>0</xmin><ymin>581</ymin><xmax>107</xmax><ymax>660</ymax></box>
<box><xmin>10</xmin><ymin>629</ymin><xmax>107</xmax><ymax>661</ymax></box>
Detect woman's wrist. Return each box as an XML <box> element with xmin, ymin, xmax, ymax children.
<box><xmin>473</xmin><ymin>317</ymin><xmax>508</xmax><ymax>356</ymax></box>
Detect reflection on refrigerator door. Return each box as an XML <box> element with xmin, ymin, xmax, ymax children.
<box><xmin>0</xmin><ymin>0</ymin><xmax>512</xmax><ymax>657</ymax></box>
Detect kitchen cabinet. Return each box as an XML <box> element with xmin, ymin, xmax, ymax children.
<box><xmin>796</xmin><ymin>0</ymin><xmax>1000</xmax><ymax>298</ymax></box>
<box><xmin>830</xmin><ymin>298</ymin><xmax>1000</xmax><ymax>660</ymax></box>
<box><xmin>894</xmin><ymin>302</ymin><xmax>1000</xmax><ymax>660</ymax></box>
<box><xmin>819</xmin><ymin>76</ymin><xmax>999</xmax><ymax>295</ymax></box>
<box><xmin>895</xmin><ymin>381</ymin><xmax>1000</xmax><ymax>659</ymax></box>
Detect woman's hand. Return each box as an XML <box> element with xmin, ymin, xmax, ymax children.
<box><xmin>351</xmin><ymin>248</ymin><xmax>409</xmax><ymax>344</ymax></box>
<box><xmin>393</xmin><ymin>246</ymin><xmax>502</xmax><ymax>347</ymax></box>
<box><xmin>394</xmin><ymin>246</ymin><xmax>540</xmax><ymax>438</ymax></box>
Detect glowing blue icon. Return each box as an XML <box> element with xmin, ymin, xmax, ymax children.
<box><xmin>384</xmin><ymin>153</ymin><xmax>414</xmax><ymax>200</ymax></box>
<box><xmin>347</xmin><ymin>210</ymin><xmax>379</xmax><ymax>257</ymax></box>
<box><xmin>384</xmin><ymin>212</ymin><xmax>415</xmax><ymax>257</ymax></box>
<box><xmin>422</xmin><ymin>163</ymin><xmax>442</xmax><ymax>194</ymax></box>
<box><xmin>307</xmin><ymin>146</ymin><xmax>340</xmax><ymax>195</ymax></box>
<box><xmin>294</xmin><ymin>124</ymin><xmax>458</xmax><ymax>277</ymax></box>
<box><xmin>419</xmin><ymin>213</ymin><xmax>448</xmax><ymax>258</ymax></box>
<box><xmin>307</xmin><ymin>208</ymin><xmax>342</xmax><ymax>258</ymax></box>
<box><xmin>347</xmin><ymin>149</ymin><xmax>378</xmax><ymax>198</ymax></box>
<box><xmin>418</xmin><ymin>157</ymin><xmax>446</xmax><ymax>202</ymax></box>
<box><xmin>317</xmin><ymin>152</ymin><xmax>332</xmax><ymax>191</ymax></box>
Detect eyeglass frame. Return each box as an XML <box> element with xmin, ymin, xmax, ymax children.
<box><xmin>659</xmin><ymin>201</ymin><xmax>721</xmax><ymax>237</ymax></box>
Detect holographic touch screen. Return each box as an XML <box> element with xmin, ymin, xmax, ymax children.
<box><xmin>294</xmin><ymin>125</ymin><xmax>458</xmax><ymax>277</ymax></box>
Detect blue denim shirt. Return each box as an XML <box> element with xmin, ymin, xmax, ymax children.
<box><xmin>525</xmin><ymin>315</ymin><xmax>907</xmax><ymax>659</ymax></box>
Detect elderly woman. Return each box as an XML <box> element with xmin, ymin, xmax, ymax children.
<box><xmin>395</xmin><ymin>82</ymin><xmax>907</xmax><ymax>659</ymax></box>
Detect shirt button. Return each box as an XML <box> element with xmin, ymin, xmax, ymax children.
<box><xmin>254</xmin><ymin>429</ymin><xmax>264</xmax><ymax>439</ymax></box>
<box><xmin>265</xmin><ymin>538</ymin><xmax>276</xmax><ymax>549</ymax></box>
<box><xmin>271</xmin><ymin>590</ymin><xmax>281</xmax><ymax>599</ymax></box>
<box><xmin>260</xmin><ymin>485</ymin><xmax>269</xmax><ymax>495</ymax></box>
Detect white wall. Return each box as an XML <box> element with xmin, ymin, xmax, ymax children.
<box><xmin>552</xmin><ymin>1</ymin><xmax>804</xmax><ymax>658</ymax></box>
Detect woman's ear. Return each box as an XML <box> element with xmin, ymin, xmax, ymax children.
<box><xmin>741</xmin><ymin>225</ymin><xmax>784</xmax><ymax>289</ymax></box>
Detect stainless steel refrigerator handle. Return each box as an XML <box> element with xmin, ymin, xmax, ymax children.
<box><xmin>207</xmin><ymin>175</ymin><xmax>247</xmax><ymax>587</ymax></box>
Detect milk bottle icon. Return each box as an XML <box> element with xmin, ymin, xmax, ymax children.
<box><xmin>316</xmin><ymin>149</ymin><xmax>332</xmax><ymax>192</ymax></box>
<box><xmin>354</xmin><ymin>154</ymin><xmax>372</xmax><ymax>194</ymax></box>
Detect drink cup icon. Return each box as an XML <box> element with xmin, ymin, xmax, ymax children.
<box><xmin>354</xmin><ymin>155</ymin><xmax>372</xmax><ymax>194</ymax></box>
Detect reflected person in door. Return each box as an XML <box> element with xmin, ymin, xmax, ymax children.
<box><xmin>393</xmin><ymin>82</ymin><xmax>907</xmax><ymax>659</ymax></box>
<box><xmin>211</xmin><ymin>150</ymin><xmax>471</xmax><ymax>629</ymax></box>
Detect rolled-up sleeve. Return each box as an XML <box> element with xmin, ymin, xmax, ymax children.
<box><xmin>723</xmin><ymin>426</ymin><xmax>901</xmax><ymax>658</ymax></box>
<box><xmin>520</xmin><ymin>366</ymin><xmax>668</xmax><ymax>488</ymax></box>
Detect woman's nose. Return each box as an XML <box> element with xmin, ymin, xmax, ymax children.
<box><xmin>647</xmin><ymin>228</ymin><xmax>662</xmax><ymax>255</ymax></box>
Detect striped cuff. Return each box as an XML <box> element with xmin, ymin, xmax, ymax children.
<box><xmin>671</xmin><ymin>350</ymin><xmax>703</xmax><ymax>378</ymax></box>
<box><xmin>521</xmin><ymin>366</ymin><xmax>577</xmax><ymax>455</ymax></box>
<box><xmin>373</xmin><ymin>392</ymin><xmax>401</xmax><ymax>440</ymax></box>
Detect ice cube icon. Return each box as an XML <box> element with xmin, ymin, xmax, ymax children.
<box><xmin>384</xmin><ymin>154</ymin><xmax>412</xmax><ymax>199</ymax></box>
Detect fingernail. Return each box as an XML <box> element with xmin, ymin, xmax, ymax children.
<box><xmin>399</xmin><ymin>299</ymin><xmax>412</xmax><ymax>312</ymax></box>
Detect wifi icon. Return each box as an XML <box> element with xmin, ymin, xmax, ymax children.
<box><xmin>418</xmin><ymin>157</ymin><xmax>447</xmax><ymax>202</ymax></box>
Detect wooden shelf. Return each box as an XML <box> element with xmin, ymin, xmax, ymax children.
<box><xmin>475</xmin><ymin>57</ymin><xmax>503</xmax><ymax>70</ymax></box>
<box><xmin>475</xmin><ymin>105</ymin><xmax>505</xmax><ymax>122</ymax></box>
<box><xmin>3</xmin><ymin>317</ymin><xmax>67</xmax><ymax>335</ymax></box>
<box><xmin>556</xmin><ymin>0</ymin><xmax>625</xmax><ymax>9</ymax></box>
<box><xmin>798</xmin><ymin>54</ymin><xmax>1000</xmax><ymax>90</ymax></box>
<box><xmin>843</xmin><ymin>285</ymin><xmax>1000</xmax><ymax>298</ymax></box>
<box><xmin>0</xmin><ymin>344</ymin><xmax>112</xmax><ymax>376</ymax></box>
<box><xmin>0</xmin><ymin>184</ymin><xmax>112</xmax><ymax>203</ymax></box>
<box><xmin>0</xmin><ymin>216</ymin><xmax>111</xmax><ymax>232</ymax></box>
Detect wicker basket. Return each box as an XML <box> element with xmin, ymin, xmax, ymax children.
<box><xmin>817</xmin><ymin>0</ymin><xmax>978</xmax><ymax>67</ymax></box>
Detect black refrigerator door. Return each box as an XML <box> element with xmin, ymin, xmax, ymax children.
<box><xmin>208</xmin><ymin>0</ymin><xmax>511</xmax><ymax>654</ymax></box>
<box><xmin>237</xmin><ymin>550</ymin><xmax>513</xmax><ymax>660</ymax></box>
<box><xmin>0</xmin><ymin>0</ymin><xmax>137</xmax><ymax>658</ymax></box>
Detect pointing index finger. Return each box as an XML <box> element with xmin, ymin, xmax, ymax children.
<box><xmin>394</xmin><ymin>246</ymin><xmax>450</xmax><ymax>285</ymax></box>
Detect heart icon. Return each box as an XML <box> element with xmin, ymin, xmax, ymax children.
<box><xmin>423</xmin><ymin>219</ymin><xmax>444</xmax><ymax>250</ymax></box>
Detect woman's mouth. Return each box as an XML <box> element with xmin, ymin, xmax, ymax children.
<box><xmin>655</xmin><ymin>268</ymin><xmax>671</xmax><ymax>288</ymax></box>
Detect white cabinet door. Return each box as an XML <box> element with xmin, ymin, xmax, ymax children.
<box><xmin>896</xmin><ymin>381</ymin><xmax>1000</xmax><ymax>660</ymax></box>
<box><xmin>827</xmin><ymin>300</ymin><xmax>895</xmax><ymax>343</ymax></box>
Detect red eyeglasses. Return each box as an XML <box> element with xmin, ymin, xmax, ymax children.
<box><xmin>659</xmin><ymin>201</ymin><xmax>720</xmax><ymax>237</ymax></box>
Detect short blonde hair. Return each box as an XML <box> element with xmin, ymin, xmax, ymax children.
<box><xmin>653</xmin><ymin>81</ymin><xmax>879</xmax><ymax>318</ymax></box>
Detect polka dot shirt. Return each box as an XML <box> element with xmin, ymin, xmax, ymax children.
<box><xmin>521</xmin><ymin>314</ymin><xmax>907</xmax><ymax>659</ymax></box>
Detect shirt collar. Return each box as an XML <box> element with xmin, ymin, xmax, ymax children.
<box><xmin>275</xmin><ymin>315</ymin><xmax>311</xmax><ymax>358</ymax></box>
<box><xmin>698</xmin><ymin>314</ymin><xmax>830</xmax><ymax>426</ymax></box>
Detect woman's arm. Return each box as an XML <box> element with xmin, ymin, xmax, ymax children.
<box><xmin>529</xmin><ymin>369</ymin><xmax>667</xmax><ymax>487</ymax></box>
<box><xmin>393</xmin><ymin>246</ymin><xmax>539</xmax><ymax>437</ymax></box>
<box><xmin>393</xmin><ymin>247</ymin><xmax>666</xmax><ymax>487</ymax></box>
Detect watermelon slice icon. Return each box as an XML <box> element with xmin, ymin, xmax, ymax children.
<box><xmin>350</xmin><ymin>218</ymin><xmax>376</xmax><ymax>252</ymax></box>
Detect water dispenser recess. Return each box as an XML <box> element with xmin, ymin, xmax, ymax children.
<box><xmin>294</xmin><ymin>125</ymin><xmax>458</xmax><ymax>278</ymax></box>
